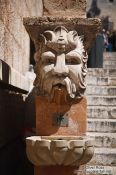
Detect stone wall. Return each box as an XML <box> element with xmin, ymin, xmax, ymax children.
<box><xmin>0</xmin><ymin>0</ymin><xmax>43</xmax><ymax>145</ymax></box>
<box><xmin>0</xmin><ymin>0</ymin><xmax>43</xmax><ymax>74</ymax></box>
<box><xmin>0</xmin><ymin>1</ymin><xmax>43</xmax><ymax>174</ymax></box>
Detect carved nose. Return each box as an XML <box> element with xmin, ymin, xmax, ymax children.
<box><xmin>52</xmin><ymin>54</ymin><xmax>69</xmax><ymax>76</ymax></box>
<box><xmin>53</xmin><ymin>65</ymin><xmax>69</xmax><ymax>76</ymax></box>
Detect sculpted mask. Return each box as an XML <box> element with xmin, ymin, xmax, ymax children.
<box><xmin>34</xmin><ymin>26</ymin><xmax>88</xmax><ymax>100</ymax></box>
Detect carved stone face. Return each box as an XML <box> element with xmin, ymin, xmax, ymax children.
<box><xmin>34</xmin><ymin>26</ymin><xmax>88</xmax><ymax>99</ymax></box>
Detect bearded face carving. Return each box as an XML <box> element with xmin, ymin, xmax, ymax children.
<box><xmin>34</xmin><ymin>26</ymin><xmax>88</xmax><ymax>100</ymax></box>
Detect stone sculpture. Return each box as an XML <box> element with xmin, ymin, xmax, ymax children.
<box><xmin>34</xmin><ymin>26</ymin><xmax>88</xmax><ymax>100</ymax></box>
<box><xmin>23</xmin><ymin>3</ymin><xmax>101</xmax><ymax>173</ymax></box>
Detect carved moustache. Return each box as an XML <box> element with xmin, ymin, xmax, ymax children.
<box><xmin>52</xmin><ymin>77</ymin><xmax>76</xmax><ymax>98</ymax></box>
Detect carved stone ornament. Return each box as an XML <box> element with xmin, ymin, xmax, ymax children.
<box><xmin>34</xmin><ymin>26</ymin><xmax>88</xmax><ymax>100</ymax></box>
<box><xmin>26</xmin><ymin>136</ymin><xmax>94</xmax><ymax>166</ymax></box>
<box><xmin>23</xmin><ymin>17</ymin><xmax>101</xmax><ymax>100</ymax></box>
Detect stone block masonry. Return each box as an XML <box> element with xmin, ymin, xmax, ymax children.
<box><xmin>0</xmin><ymin>0</ymin><xmax>43</xmax><ymax>74</ymax></box>
<box><xmin>0</xmin><ymin>1</ymin><xmax>43</xmax><ymax>174</ymax></box>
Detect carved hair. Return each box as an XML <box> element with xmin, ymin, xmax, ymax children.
<box><xmin>38</xmin><ymin>26</ymin><xmax>84</xmax><ymax>54</ymax></box>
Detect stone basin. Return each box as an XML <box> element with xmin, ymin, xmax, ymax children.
<box><xmin>26</xmin><ymin>136</ymin><xmax>94</xmax><ymax>166</ymax></box>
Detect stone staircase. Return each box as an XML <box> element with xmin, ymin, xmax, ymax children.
<box><xmin>86</xmin><ymin>52</ymin><xmax>116</xmax><ymax>175</ymax></box>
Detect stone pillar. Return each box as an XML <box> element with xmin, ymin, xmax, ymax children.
<box><xmin>23</xmin><ymin>1</ymin><xmax>101</xmax><ymax>175</ymax></box>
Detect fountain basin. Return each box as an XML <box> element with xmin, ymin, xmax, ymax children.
<box><xmin>26</xmin><ymin>136</ymin><xmax>94</xmax><ymax>166</ymax></box>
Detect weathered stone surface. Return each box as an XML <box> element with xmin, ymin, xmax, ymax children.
<box><xmin>87</xmin><ymin>68</ymin><xmax>116</xmax><ymax>77</ymax></box>
<box><xmin>0</xmin><ymin>20</ymin><xmax>5</xmax><ymax>60</ymax></box>
<box><xmin>87</xmin><ymin>106</ymin><xmax>116</xmax><ymax>119</ymax></box>
<box><xmin>89</xmin><ymin>148</ymin><xmax>116</xmax><ymax>166</ymax></box>
<box><xmin>103</xmin><ymin>52</ymin><xmax>116</xmax><ymax>61</ymax></box>
<box><xmin>86</xmin><ymin>86</ymin><xmax>116</xmax><ymax>96</ymax></box>
<box><xmin>87</xmin><ymin>96</ymin><xmax>116</xmax><ymax>106</ymax></box>
<box><xmin>103</xmin><ymin>60</ymin><xmax>116</xmax><ymax>69</ymax></box>
<box><xmin>87</xmin><ymin>132</ymin><xmax>116</xmax><ymax>148</ymax></box>
<box><xmin>43</xmin><ymin>0</ymin><xmax>86</xmax><ymax>17</ymax></box>
<box><xmin>23</xmin><ymin>17</ymin><xmax>101</xmax><ymax>52</ymax></box>
<box><xmin>87</xmin><ymin>51</ymin><xmax>116</xmax><ymax>172</ymax></box>
<box><xmin>87</xmin><ymin>76</ymin><xmax>109</xmax><ymax>86</ymax></box>
<box><xmin>111</xmin><ymin>108</ymin><xmax>116</xmax><ymax>119</ymax></box>
<box><xmin>87</xmin><ymin>76</ymin><xmax>116</xmax><ymax>86</ymax></box>
<box><xmin>103</xmin><ymin>52</ymin><xmax>116</xmax><ymax>69</ymax></box>
<box><xmin>87</xmin><ymin>119</ymin><xmax>116</xmax><ymax>133</ymax></box>
<box><xmin>0</xmin><ymin>0</ymin><xmax>43</xmax><ymax>73</ymax></box>
<box><xmin>108</xmin><ymin>78</ymin><xmax>116</xmax><ymax>86</ymax></box>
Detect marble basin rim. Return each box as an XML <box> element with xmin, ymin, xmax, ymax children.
<box><xmin>26</xmin><ymin>135</ymin><xmax>94</xmax><ymax>166</ymax></box>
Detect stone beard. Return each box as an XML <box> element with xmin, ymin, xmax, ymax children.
<box><xmin>34</xmin><ymin>26</ymin><xmax>88</xmax><ymax>100</ymax></box>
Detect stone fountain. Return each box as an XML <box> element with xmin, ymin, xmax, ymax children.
<box><xmin>23</xmin><ymin>0</ymin><xmax>101</xmax><ymax>174</ymax></box>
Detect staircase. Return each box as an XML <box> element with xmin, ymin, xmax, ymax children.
<box><xmin>86</xmin><ymin>52</ymin><xmax>116</xmax><ymax>175</ymax></box>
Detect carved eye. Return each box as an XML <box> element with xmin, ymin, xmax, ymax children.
<box><xmin>65</xmin><ymin>57</ymin><xmax>81</xmax><ymax>65</ymax></box>
<box><xmin>42</xmin><ymin>57</ymin><xmax>55</xmax><ymax>65</ymax></box>
<box><xmin>66</xmin><ymin>51</ymin><xmax>81</xmax><ymax>65</ymax></box>
<box><xmin>41</xmin><ymin>52</ymin><xmax>55</xmax><ymax>65</ymax></box>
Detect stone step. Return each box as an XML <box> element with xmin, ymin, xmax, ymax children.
<box><xmin>87</xmin><ymin>68</ymin><xmax>116</xmax><ymax>77</ymax></box>
<box><xmin>87</xmin><ymin>132</ymin><xmax>116</xmax><ymax>148</ymax></box>
<box><xmin>87</xmin><ymin>96</ymin><xmax>116</xmax><ymax>106</ymax></box>
<box><xmin>87</xmin><ymin>76</ymin><xmax>116</xmax><ymax>86</ymax></box>
<box><xmin>87</xmin><ymin>119</ymin><xmax>116</xmax><ymax>133</ymax></box>
<box><xmin>87</xmin><ymin>106</ymin><xmax>116</xmax><ymax>119</ymax></box>
<box><xmin>103</xmin><ymin>60</ymin><xmax>116</xmax><ymax>69</ymax></box>
<box><xmin>103</xmin><ymin>64</ymin><xmax>116</xmax><ymax>69</ymax></box>
<box><xmin>85</xmin><ymin>165</ymin><xmax>116</xmax><ymax>175</ymax></box>
<box><xmin>86</xmin><ymin>86</ymin><xmax>116</xmax><ymax>96</ymax></box>
<box><xmin>89</xmin><ymin>148</ymin><xmax>116</xmax><ymax>166</ymax></box>
<box><xmin>103</xmin><ymin>52</ymin><xmax>116</xmax><ymax>61</ymax></box>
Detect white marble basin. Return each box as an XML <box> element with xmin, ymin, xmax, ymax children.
<box><xmin>26</xmin><ymin>136</ymin><xmax>94</xmax><ymax>166</ymax></box>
